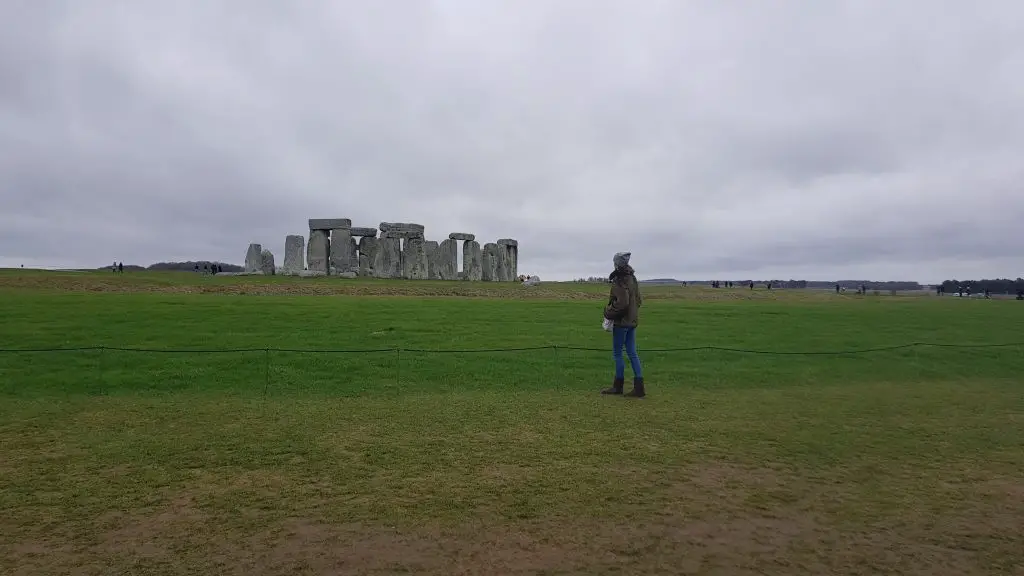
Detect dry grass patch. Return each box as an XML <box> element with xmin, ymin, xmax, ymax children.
<box><xmin>5</xmin><ymin>461</ymin><xmax>1021</xmax><ymax>575</ymax></box>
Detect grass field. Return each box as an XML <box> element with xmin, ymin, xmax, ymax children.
<box><xmin>1</xmin><ymin>270</ymin><xmax>1023</xmax><ymax>575</ymax></box>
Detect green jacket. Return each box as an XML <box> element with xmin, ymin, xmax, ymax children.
<box><xmin>603</xmin><ymin>265</ymin><xmax>642</xmax><ymax>328</ymax></box>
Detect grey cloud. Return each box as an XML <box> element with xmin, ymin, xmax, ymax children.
<box><xmin>2</xmin><ymin>0</ymin><xmax>1023</xmax><ymax>282</ymax></box>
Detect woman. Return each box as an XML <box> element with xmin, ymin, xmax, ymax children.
<box><xmin>601</xmin><ymin>252</ymin><xmax>645</xmax><ymax>397</ymax></box>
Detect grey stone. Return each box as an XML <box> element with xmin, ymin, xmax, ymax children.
<box><xmin>350</xmin><ymin>227</ymin><xmax>378</xmax><ymax>237</ymax></box>
<box><xmin>462</xmin><ymin>240</ymin><xmax>482</xmax><ymax>281</ymax></box>
<box><xmin>449</xmin><ymin>232</ymin><xmax>476</xmax><ymax>241</ymax></box>
<box><xmin>358</xmin><ymin>236</ymin><xmax>379</xmax><ymax>277</ymax></box>
<box><xmin>329</xmin><ymin>228</ymin><xmax>358</xmax><ymax>275</ymax></box>
<box><xmin>307</xmin><ymin>230</ymin><xmax>330</xmax><ymax>274</ymax></box>
<box><xmin>497</xmin><ymin>239</ymin><xmax>519</xmax><ymax>279</ymax></box>
<box><xmin>508</xmin><ymin>244</ymin><xmax>518</xmax><ymax>279</ymax></box>
<box><xmin>380</xmin><ymin>222</ymin><xmax>425</xmax><ymax>234</ymax></box>
<box><xmin>482</xmin><ymin>243</ymin><xmax>499</xmax><ymax>282</ymax></box>
<box><xmin>434</xmin><ymin>239</ymin><xmax>458</xmax><ymax>280</ymax></box>
<box><xmin>338</xmin><ymin>271</ymin><xmax>357</xmax><ymax>279</ymax></box>
<box><xmin>298</xmin><ymin>269</ymin><xmax>327</xmax><ymax>277</ymax></box>
<box><xmin>373</xmin><ymin>235</ymin><xmax>402</xmax><ymax>278</ymax></box>
<box><xmin>402</xmin><ymin>236</ymin><xmax>430</xmax><ymax>280</ymax></box>
<box><xmin>260</xmin><ymin>249</ymin><xmax>276</xmax><ymax>275</ymax></box>
<box><xmin>496</xmin><ymin>242</ymin><xmax>511</xmax><ymax>281</ymax></box>
<box><xmin>244</xmin><ymin>243</ymin><xmax>263</xmax><ymax>273</ymax></box>
<box><xmin>424</xmin><ymin>240</ymin><xmax>439</xmax><ymax>279</ymax></box>
<box><xmin>282</xmin><ymin>235</ymin><xmax>305</xmax><ymax>275</ymax></box>
<box><xmin>309</xmin><ymin>218</ymin><xmax>351</xmax><ymax>230</ymax></box>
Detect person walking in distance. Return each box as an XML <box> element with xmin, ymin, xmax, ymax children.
<box><xmin>601</xmin><ymin>252</ymin><xmax>645</xmax><ymax>397</ymax></box>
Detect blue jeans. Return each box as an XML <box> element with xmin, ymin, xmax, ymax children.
<box><xmin>612</xmin><ymin>326</ymin><xmax>642</xmax><ymax>380</ymax></box>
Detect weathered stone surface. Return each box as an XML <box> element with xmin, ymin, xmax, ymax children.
<box><xmin>508</xmin><ymin>244</ymin><xmax>518</xmax><ymax>279</ymax></box>
<box><xmin>358</xmin><ymin>236</ymin><xmax>379</xmax><ymax>277</ymax></box>
<box><xmin>424</xmin><ymin>240</ymin><xmax>439</xmax><ymax>279</ymax></box>
<box><xmin>329</xmin><ymin>228</ymin><xmax>358</xmax><ymax>275</ymax></box>
<box><xmin>282</xmin><ymin>235</ymin><xmax>305</xmax><ymax>274</ymax></box>
<box><xmin>482</xmin><ymin>243</ymin><xmax>499</xmax><ymax>282</ymax></box>
<box><xmin>402</xmin><ymin>236</ymin><xmax>430</xmax><ymax>280</ymax></box>
<box><xmin>380</xmin><ymin>222</ymin><xmax>425</xmax><ymax>234</ymax></box>
<box><xmin>496</xmin><ymin>242</ymin><xmax>512</xmax><ymax>281</ymax></box>
<box><xmin>260</xmin><ymin>249</ymin><xmax>276</xmax><ymax>275</ymax></box>
<box><xmin>307</xmin><ymin>230</ymin><xmax>330</xmax><ymax>274</ymax></box>
<box><xmin>462</xmin><ymin>240</ymin><xmax>482</xmax><ymax>281</ymax></box>
<box><xmin>245</xmin><ymin>243</ymin><xmax>262</xmax><ymax>273</ymax></box>
<box><xmin>497</xmin><ymin>239</ymin><xmax>519</xmax><ymax>279</ymax></box>
<box><xmin>373</xmin><ymin>235</ymin><xmax>402</xmax><ymax>278</ymax></box>
<box><xmin>433</xmin><ymin>239</ymin><xmax>458</xmax><ymax>280</ymax></box>
<box><xmin>337</xmin><ymin>271</ymin><xmax>357</xmax><ymax>279</ymax></box>
<box><xmin>449</xmin><ymin>232</ymin><xmax>476</xmax><ymax>241</ymax></box>
<box><xmin>309</xmin><ymin>218</ymin><xmax>351</xmax><ymax>230</ymax></box>
<box><xmin>350</xmin><ymin>227</ymin><xmax>378</xmax><ymax>237</ymax></box>
<box><xmin>298</xmin><ymin>269</ymin><xmax>327</xmax><ymax>277</ymax></box>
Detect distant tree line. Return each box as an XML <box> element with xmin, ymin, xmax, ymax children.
<box><xmin>95</xmin><ymin>261</ymin><xmax>244</xmax><ymax>273</ymax></box>
<box><xmin>148</xmin><ymin>261</ymin><xmax>243</xmax><ymax>272</ymax></box>
<box><xmin>940</xmin><ymin>278</ymin><xmax>1024</xmax><ymax>294</ymax></box>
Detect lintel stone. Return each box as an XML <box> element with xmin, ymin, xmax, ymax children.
<box><xmin>380</xmin><ymin>222</ymin><xmax>425</xmax><ymax>234</ymax></box>
<box><xmin>309</xmin><ymin>218</ymin><xmax>351</xmax><ymax>230</ymax></box>
<box><xmin>350</xmin><ymin>227</ymin><xmax>378</xmax><ymax>237</ymax></box>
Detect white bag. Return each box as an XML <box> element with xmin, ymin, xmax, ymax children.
<box><xmin>602</xmin><ymin>318</ymin><xmax>614</xmax><ymax>332</ymax></box>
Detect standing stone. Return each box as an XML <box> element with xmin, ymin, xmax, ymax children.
<box><xmin>424</xmin><ymin>240</ymin><xmax>439</xmax><ymax>279</ymax></box>
<box><xmin>434</xmin><ymin>239</ymin><xmax>458</xmax><ymax>280</ymax></box>
<box><xmin>307</xmin><ymin>230</ymin><xmax>330</xmax><ymax>274</ymax></box>
<box><xmin>330</xmin><ymin>228</ymin><xmax>358</xmax><ymax>275</ymax></box>
<box><xmin>463</xmin><ymin>240</ymin><xmax>482</xmax><ymax>281</ymax></box>
<box><xmin>245</xmin><ymin>243</ymin><xmax>262</xmax><ymax>273</ymax></box>
<box><xmin>260</xmin><ymin>249</ymin><xmax>275</xmax><ymax>275</ymax></box>
<box><xmin>498</xmin><ymin>239</ymin><xmax>519</xmax><ymax>280</ymax></box>
<box><xmin>495</xmin><ymin>243</ymin><xmax>511</xmax><ymax>281</ymax></box>
<box><xmin>282</xmin><ymin>235</ymin><xmax>305</xmax><ymax>275</ymax></box>
<box><xmin>482</xmin><ymin>243</ymin><xmax>499</xmax><ymax>282</ymax></box>
<box><xmin>403</xmin><ymin>237</ymin><xmax>430</xmax><ymax>280</ymax></box>
<box><xmin>358</xmin><ymin>236</ymin><xmax>379</xmax><ymax>277</ymax></box>
<box><xmin>373</xmin><ymin>234</ymin><xmax>402</xmax><ymax>278</ymax></box>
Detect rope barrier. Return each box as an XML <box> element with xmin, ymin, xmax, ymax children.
<box><xmin>0</xmin><ymin>342</ymin><xmax>1021</xmax><ymax>355</ymax></box>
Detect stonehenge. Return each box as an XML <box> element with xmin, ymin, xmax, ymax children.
<box><xmin>245</xmin><ymin>217</ymin><xmax>518</xmax><ymax>280</ymax></box>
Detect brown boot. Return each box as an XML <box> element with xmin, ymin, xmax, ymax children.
<box><xmin>601</xmin><ymin>378</ymin><xmax>624</xmax><ymax>395</ymax></box>
<box><xmin>625</xmin><ymin>377</ymin><xmax>645</xmax><ymax>398</ymax></box>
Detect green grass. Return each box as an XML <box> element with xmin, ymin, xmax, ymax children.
<box><xmin>1</xmin><ymin>272</ymin><xmax>1023</xmax><ymax>574</ymax></box>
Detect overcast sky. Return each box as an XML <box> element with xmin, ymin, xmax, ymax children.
<box><xmin>2</xmin><ymin>1</ymin><xmax>1022</xmax><ymax>282</ymax></box>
